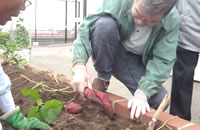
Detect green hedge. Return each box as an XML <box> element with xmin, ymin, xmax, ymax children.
<box><xmin>0</xmin><ymin>30</ymin><xmax>9</xmax><ymax>45</ymax></box>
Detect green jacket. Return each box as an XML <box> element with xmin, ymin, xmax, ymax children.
<box><xmin>73</xmin><ymin>0</ymin><xmax>180</xmax><ymax>98</ymax></box>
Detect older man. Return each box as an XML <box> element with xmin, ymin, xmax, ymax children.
<box><xmin>0</xmin><ymin>0</ymin><xmax>50</xmax><ymax>129</ymax></box>
<box><xmin>72</xmin><ymin>0</ymin><xmax>180</xmax><ymax>119</ymax></box>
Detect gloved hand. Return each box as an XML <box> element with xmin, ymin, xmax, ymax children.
<box><xmin>128</xmin><ymin>89</ymin><xmax>150</xmax><ymax>120</ymax></box>
<box><xmin>72</xmin><ymin>64</ymin><xmax>92</xmax><ymax>97</ymax></box>
<box><xmin>0</xmin><ymin>106</ymin><xmax>51</xmax><ymax>130</ymax></box>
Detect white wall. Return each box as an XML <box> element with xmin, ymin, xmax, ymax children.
<box><xmin>1</xmin><ymin>0</ymin><xmax>103</xmax><ymax>32</ymax></box>
<box><xmin>194</xmin><ymin>56</ymin><xmax>200</xmax><ymax>82</ymax></box>
<box><xmin>87</xmin><ymin>0</ymin><xmax>102</xmax><ymax>15</ymax></box>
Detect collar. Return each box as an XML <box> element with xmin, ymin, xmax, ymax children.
<box><xmin>160</xmin><ymin>7</ymin><xmax>180</xmax><ymax>31</ymax></box>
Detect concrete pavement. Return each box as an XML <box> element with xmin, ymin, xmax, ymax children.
<box><xmin>30</xmin><ymin>44</ymin><xmax>200</xmax><ymax>124</ymax></box>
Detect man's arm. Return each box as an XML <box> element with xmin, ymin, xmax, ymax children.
<box><xmin>73</xmin><ymin>0</ymin><xmax>131</xmax><ymax>65</ymax></box>
<box><xmin>139</xmin><ymin>22</ymin><xmax>179</xmax><ymax>98</ymax></box>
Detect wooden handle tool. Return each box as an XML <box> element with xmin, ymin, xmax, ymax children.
<box><xmin>146</xmin><ymin>94</ymin><xmax>170</xmax><ymax>130</ymax></box>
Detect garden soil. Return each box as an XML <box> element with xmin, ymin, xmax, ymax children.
<box><xmin>1</xmin><ymin>64</ymin><xmax>147</xmax><ymax>130</ymax></box>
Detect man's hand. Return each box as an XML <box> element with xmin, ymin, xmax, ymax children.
<box><xmin>128</xmin><ymin>89</ymin><xmax>150</xmax><ymax>119</ymax></box>
<box><xmin>72</xmin><ymin>64</ymin><xmax>92</xmax><ymax>97</ymax></box>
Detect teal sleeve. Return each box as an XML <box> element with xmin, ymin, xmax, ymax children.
<box><xmin>73</xmin><ymin>14</ymin><xmax>101</xmax><ymax>65</ymax></box>
<box><xmin>73</xmin><ymin>0</ymin><xmax>131</xmax><ymax>65</ymax></box>
<box><xmin>138</xmin><ymin>23</ymin><xmax>179</xmax><ymax>98</ymax></box>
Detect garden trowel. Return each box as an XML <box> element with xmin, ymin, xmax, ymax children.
<box><xmin>146</xmin><ymin>94</ymin><xmax>170</xmax><ymax>130</ymax></box>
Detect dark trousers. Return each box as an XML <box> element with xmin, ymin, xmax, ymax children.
<box><xmin>90</xmin><ymin>16</ymin><xmax>167</xmax><ymax>109</ymax></box>
<box><xmin>170</xmin><ymin>45</ymin><xmax>199</xmax><ymax>121</ymax></box>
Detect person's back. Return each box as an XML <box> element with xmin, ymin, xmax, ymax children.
<box><xmin>170</xmin><ymin>0</ymin><xmax>200</xmax><ymax>121</ymax></box>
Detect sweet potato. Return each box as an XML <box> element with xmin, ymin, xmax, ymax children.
<box><xmin>65</xmin><ymin>102</ymin><xmax>83</xmax><ymax>114</ymax></box>
<box><xmin>84</xmin><ymin>88</ymin><xmax>114</xmax><ymax>117</ymax></box>
<box><xmin>84</xmin><ymin>88</ymin><xmax>101</xmax><ymax>103</ymax></box>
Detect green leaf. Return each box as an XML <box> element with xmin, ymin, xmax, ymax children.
<box><xmin>40</xmin><ymin>99</ymin><xmax>63</xmax><ymax>123</ymax></box>
<box><xmin>27</xmin><ymin>106</ymin><xmax>44</xmax><ymax>121</ymax></box>
<box><xmin>27</xmin><ymin>106</ymin><xmax>38</xmax><ymax>118</ymax></box>
<box><xmin>21</xmin><ymin>88</ymin><xmax>43</xmax><ymax>105</ymax></box>
<box><xmin>18</xmin><ymin>63</ymin><xmax>24</xmax><ymax>69</ymax></box>
<box><xmin>21</xmin><ymin>59</ymin><xmax>28</xmax><ymax>64</ymax></box>
<box><xmin>17</xmin><ymin>59</ymin><xmax>27</xmax><ymax>69</ymax></box>
<box><xmin>45</xmin><ymin>99</ymin><xmax>63</xmax><ymax>111</ymax></box>
<box><xmin>36</xmin><ymin>99</ymin><xmax>43</xmax><ymax>105</ymax></box>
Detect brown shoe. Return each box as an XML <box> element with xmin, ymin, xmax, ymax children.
<box><xmin>92</xmin><ymin>78</ymin><xmax>109</xmax><ymax>92</ymax></box>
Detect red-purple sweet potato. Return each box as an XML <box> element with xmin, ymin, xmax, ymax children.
<box><xmin>65</xmin><ymin>102</ymin><xmax>83</xmax><ymax>114</ymax></box>
<box><xmin>84</xmin><ymin>88</ymin><xmax>114</xmax><ymax>117</ymax></box>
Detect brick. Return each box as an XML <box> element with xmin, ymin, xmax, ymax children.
<box><xmin>104</xmin><ymin>92</ymin><xmax>200</xmax><ymax>130</ymax></box>
<box><xmin>154</xmin><ymin>113</ymin><xmax>188</xmax><ymax>130</ymax></box>
<box><xmin>182</xmin><ymin>124</ymin><xmax>200</xmax><ymax>130</ymax></box>
<box><xmin>114</xmin><ymin>99</ymin><xmax>130</xmax><ymax>118</ymax></box>
<box><xmin>105</xmin><ymin>92</ymin><xmax>126</xmax><ymax>101</ymax></box>
<box><xmin>105</xmin><ymin>93</ymin><xmax>129</xmax><ymax>118</ymax></box>
<box><xmin>142</xmin><ymin>109</ymin><xmax>156</xmax><ymax>124</ymax></box>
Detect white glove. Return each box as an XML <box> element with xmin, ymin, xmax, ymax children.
<box><xmin>72</xmin><ymin>64</ymin><xmax>92</xmax><ymax>97</ymax></box>
<box><xmin>128</xmin><ymin>89</ymin><xmax>150</xmax><ymax>119</ymax></box>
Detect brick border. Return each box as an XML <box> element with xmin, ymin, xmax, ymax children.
<box><xmin>27</xmin><ymin>63</ymin><xmax>200</xmax><ymax>130</ymax></box>
<box><xmin>106</xmin><ymin>93</ymin><xmax>200</xmax><ymax>130</ymax></box>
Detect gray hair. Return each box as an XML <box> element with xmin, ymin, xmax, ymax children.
<box><xmin>136</xmin><ymin>0</ymin><xmax>177</xmax><ymax>15</ymax></box>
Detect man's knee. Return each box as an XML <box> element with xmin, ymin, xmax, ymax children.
<box><xmin>92</xmin><ymin>16</ymin><xmax>118</xmax><ymax>35</ymax></box>
<box><xmin>90</xmin><ymin>15</ymin><xmax>120</xmax><ymax>51</ymax></box>
<box><xmin>148</xmin><ymin>87</ymin><xmax>169</xmax><ymax>109</ymax></box>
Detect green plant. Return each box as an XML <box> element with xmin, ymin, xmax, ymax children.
<box><xmin>22</xmin><ymin>88</ymin><xmax>63</xmax><ymax>124</ymax></box>
<box><xmin>0</xmin><ymin>18</ymin><xmax>30</xmax><ymax>69</ymax></box>
<box><xmin>0</xmin><ymin>29</ymin><xmax>9</xmax><ymax>45</ymax></box>
<box><xmin>9</xmin><ymin>18</ymin><xmax>30</xmax><ymax>49</ymax></box>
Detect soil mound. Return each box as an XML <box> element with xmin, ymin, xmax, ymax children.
<box><xmin>2</xmin><ymin>64</ymin><xmax>146</xmax><ymax>130</ymax></box>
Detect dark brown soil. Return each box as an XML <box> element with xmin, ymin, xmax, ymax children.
<box><xmin>2</xmin><ymin>64</ymin><xmax>148</xmax><ymax>130</ymax></box>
